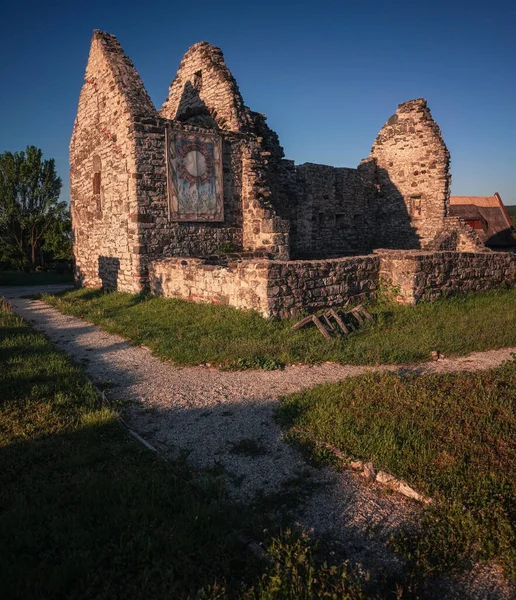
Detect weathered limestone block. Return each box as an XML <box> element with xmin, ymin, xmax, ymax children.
<box><xmin>149</xmin><ymin>257</ymin><xmax>270</xmax><ymax>315</ymax></box>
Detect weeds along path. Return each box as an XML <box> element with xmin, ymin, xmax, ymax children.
<box><xmin>4</xmin><ymin>287</ymin><xmax>516</xmax><ymax>590</ymax></box>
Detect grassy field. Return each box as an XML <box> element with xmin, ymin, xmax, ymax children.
<box><xmin>42</xmin><ymin>287</ymin><xmax>516</xmax><ymax>369</ymax></box>
<box><xmin>277</xmin><ymin>363</ymin><xmax>516</xmax><ymax>586</ymax></box>
<box><xmin>0</xmin><ymin>299</ymin><xmax>369</xmax><ymax>599</ymax></box>
<box><xmin>0</xmin><ymin>270</ymin><xmax>73</xmax><ymax>286</ymax></box>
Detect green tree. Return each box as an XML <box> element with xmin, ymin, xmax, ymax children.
<box><xmin>42</xmin><ymin>214</ymin><xmax>72</xmax><ymax>261</ymax></box>
<box><xmin>0</xmin><ymin>146</ymin><xmax>66</xmax><ymax>269</ymax></box>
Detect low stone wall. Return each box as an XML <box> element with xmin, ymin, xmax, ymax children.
<box><xmin>149</xmin><ymin>255</ymin><xmax>380</xmax><ymax>318</ymax></box>
<box><xmin>265</xmin><ymin>256</ymin><xmax>380</xmax><ymax>318</ymax></box>
<box><xmin>149</xmin><ymin>251</ymin><xmax>516</xmax><ymax>318</ymax></box>
<box><xmin>378</xmin><ymin>250</ymin><xmax>516</xmax><ymax>304</ymax></box>
<box><xmin>149</xmin><ymin>257</ymin><xmax>271</xmax><ymax>315</ymax></box>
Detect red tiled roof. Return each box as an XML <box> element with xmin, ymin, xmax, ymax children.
<box><xmin>449</xmin><ymin>193</ymin><xmax>514</xmax><ymax>246</ymax></box>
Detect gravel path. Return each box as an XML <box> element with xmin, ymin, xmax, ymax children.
<box><xmin>3</xmin><ymin>285</ymin><xmax>514</xmax><ymax>598</ymax></box>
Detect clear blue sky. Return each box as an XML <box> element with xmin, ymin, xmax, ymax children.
<box><xmin>1</xmin><ymin>0</ymin><xmax>515</xmax><ymax>205</ymax></box>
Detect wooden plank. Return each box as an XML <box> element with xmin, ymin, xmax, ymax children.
<box><xmin>358</xmin><ymin>305</ymin><xmax>373</xmax><ymax>320</ymax></box>
<box><xmin>291</xmin><ymin>315</ymin><xmax>314</xmax><ymax>331</ymax></box>
<box><xmin>311</xmin><ymin>315</ymin><xmax>332</xmax><ymax>340</ymax></box>
<box><xmin>322</xmin><ymin>314</ymin><xmax>335</xmax><ymax>331</ymax></box>
<box><xmin>329</xmin><ymin>309</ymin><xmax>349</xmax><ymax>334</ymax></box>
<box><xmin>351</xmin><ymin>308</ymin><xmax>365</xmax><ymax>324</ymax></box>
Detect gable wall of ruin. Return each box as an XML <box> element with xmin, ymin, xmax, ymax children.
<box><xmin>70</xmin><ymin>31</ymin><xmax>156</xmax><ymax>292</ymax></box>
<box><xmin>369</xmin><ymin>98</ymin><xmax>451</xmax><ymax>248</ymax></box>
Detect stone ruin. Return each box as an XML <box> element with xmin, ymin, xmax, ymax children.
<box><xmin>70</xmin><ymin>31</ymin><xmax>516</xmax><ymax>317</ymax></box>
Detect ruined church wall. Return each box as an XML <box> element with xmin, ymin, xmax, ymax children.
<box><xmin>378</xmin><ymin>250</ymin><xmax>516</xmax><ymax>304</ymax></box>
<box><xmin>149</xmin><ymin>250</ymin><xmax>516</xmax><ymax>318</ymax></box>
<box><xmin>130</xmin><ymin>120</ymin><xmax>247</xmax><ymax>272</ymax></box>
<box><xmin>130</xmin><ymin>119</ymin><xmax>291</xmax><ymax>268</ymax></box>
<box><xmin>149</xmin><ymin>257</ymin><xmax>270</xmax><ymax>314</ymax></box>
<box><xmin>158</xmin><ymin>41</ymin><xmax>290</xmax><ymax>260</ymax></box>
<box><xmin>265</xmin><ymin>256</ymin><xmax>380</xmax><ymax>318</ymax></box>
<box><xmin>149</xmin><ymin>255</ymin><xmax>380</xmax><ymax>318</ymax></box>
<box><xmin>70</xmin><ymin>31</ymin><xmax>156</xmax><ymax>293</ymax></box>
<box><xmin>291</xmin><ymin>164</ymin><xmax>376</xmax><ymax>258</ymax></box>
<box><xmin>160</xmin><ymin>41</ymin><xmax>252</xmax><ymax>132</ymax></box>
<box><xmin>370</xmin><ymin>99</ymin><xmax>451</xmax><ymax>249</ymax></box>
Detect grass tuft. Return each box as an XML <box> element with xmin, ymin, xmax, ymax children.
<box><xmin>42</xmin><ymin>287</ymin><xmax>516</xmax><ymax>369</ymax></box>
<box><xmin>0</xmin><ymin>298</ymin><xmax>371</xmax><ymax>599</ymax></box>
<box><xmin>276</xmin><ymin>361</ymin><xmax>516</xmax><ymax>584</ymax></box>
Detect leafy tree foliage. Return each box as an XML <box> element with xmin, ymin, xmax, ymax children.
<box><xmin>0</xmin><ymin>146</ymin><xmax>70</xmax><ymax>269</ymax></box>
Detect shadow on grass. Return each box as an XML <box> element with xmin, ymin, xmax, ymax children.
<box><xmin>0</xmin><ymin>309</ymin><xmax>380</xmax><ymax>599</ymax></box>
<box><xmin>2</xmin><ymin>300</ymin><xmax>514</xmax><ymax>598</ymax></box>
<box><xmin>0</xmin><ymin>420</ymin><xmax>255</xmax><ymax>600</ymax></box>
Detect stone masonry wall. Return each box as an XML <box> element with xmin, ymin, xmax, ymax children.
<box><xmin>70</xmin><ymin>30</ymin><xmax>157</xmax><ymax>292</ymax></box>
<box><xmin>149</xmin><ymin>257</ymin><xmax>270</xmax><ymax>314</ymax></box>
<box><xmin>378</xmin><ymin>250</ymin><xmax>516</xmax><ymax>304</ymax></box>
<box><xmin>369</xmin><ymin>98</ymin><xmax>451</xmax><ymax>249</ymax></box>
<box><xmin>72</xmin><ymin>32</ymin><xmax>491</xmax><ymax>306</ymax></box>
<box><xmin>265</xmin><ymin>256</ymin><xmax>380</xmax><ymax>318</ymax></box>
<box><xmin>150</xmin><ymin>250</ymin><xmax>516</xmax><ymax>318</ymax></box>
<box><xmin>72</xmin><ymin>33</ymin><xmax>291</xmax><ymax>294</ymax></box>
<box><xmin>292</xmin><ymin>164</ymin><xmax>376</xmax><ymax>258</ymax></box>
<box><xmin>425</xmin><ymin>216</ymin><xmax>487</xmax><ymax>253</ymax></box>
<box><xmin>149</xmin><ymin>255</ymin><xmax>380</xmax><ymax>318</ymax></box>
<box><xmin>130</xmin><ymin>119</ymin><xmax>246</xmax><ymax>270</ymax></box>
<box><xmin>131</xmin><ymin>118</ymin><xmax>290</xmax><ymax>267</ymax></box>
<box><xmin>159</xmin><ymin>41</ymin><xmax>290</xmax><ymax>259</ymax></box>
<box><xmin>160</xmin><ymin>41</ymin><xmax>253</xmax><ymax>132</ymax></box>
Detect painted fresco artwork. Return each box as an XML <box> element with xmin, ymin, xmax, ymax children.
<box><xmin>166</xmin><ymin>128</ymin><xmax>224</xmax><ymax>221</ymax></box>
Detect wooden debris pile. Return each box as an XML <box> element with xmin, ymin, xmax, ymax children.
<box><xmin>291</xmin><ymin>304</ymin><xmax>373</xmax><ymax>339</ymax></box>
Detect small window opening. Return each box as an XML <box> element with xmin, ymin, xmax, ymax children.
<box><xmin>411</xmin><ymin>198</ymin><xmax>422</xmax><ymax>217</ymax></box>
<box><xmin>193</xmin><ymin>70</ymin><xmax>203</xmax><ymax>91</ymax></box>
<box><xmin>336</xmin><ymin>213</ymin><xmax>346</xmax><ymax>229</ymax></box>
<box><xmin>93</xmin><ymin>171</ymin><xmax>101</xmax><ymax>195</ymax></box>
<box><xmin>92</xmin><ymin>154</ymin><xmax>102</xmax><ymax>213</ymax></box>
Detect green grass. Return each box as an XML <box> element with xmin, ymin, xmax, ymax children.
<box><xmin>0</xmin><ymin>299</ymin><xmax>369</xmax><ymax>599</ymax></box>
<box><xmin>42</xmin><ymin>287</ymin><xmax>516</xmax><ymax>368</ymax></box>
<box><xmin>276</xmin><ymin>362</ymin><xmax>516</xmax><ymax>586</ymax></box>
<box><xmin>506</xmin><ymin>205</ymin><xmax>516</xmax><ymax>229</ymax></box>
<box><xmin>0</xmin><ymin>270</ymin><xmax>73</xmax><ymax>286</ymax></box>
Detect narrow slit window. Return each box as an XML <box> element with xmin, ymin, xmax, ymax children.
<box><xmin>92</xmin><ymin>155</ymin><xmax>102</xmax><ymax>214</ymax></box>
<box><xmin>93</xmin><ymin>171</ymin><xmax>101</xmax><ymax>195</ymax></box>
<box><xmin>193</xmin><ymin>70</ymin><xmax>203</xmax><ymax>91</ymax></box>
